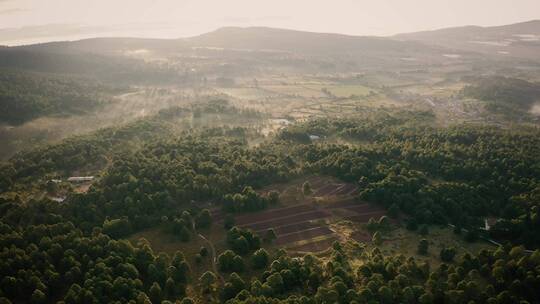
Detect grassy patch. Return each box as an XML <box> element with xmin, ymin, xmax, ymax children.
<box><xmin>127</xmin><ymin>223</ymin><xmax>227</xmax><ymax>281</ymax></box>
<box><xmin>363</xmin><ymin>226</ymin><xmax>496</xmax><ymax>266</ymax></box>
<box><xmin>327</xmin><ymin>85</ymin><xmax>376</xmax><ymax>97</ymax></box>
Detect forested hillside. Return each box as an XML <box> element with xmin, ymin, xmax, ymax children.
<box><xmin>1</xmin><ymin>107</ymin><xmax>540</xmax><ymax>303</ymax></box>
<box><xmin>1</xmin><ymin>18</ymin><xmax>540</xmax><ymax>304</ymax></box>
<box><xmin>462</xmin><ymin>76</ymin><xmax>540</xmax><ymax>114</ymax></box>
<box><xmin>0</xmin><ymin>70</ymin><xmax>124</xmax><ymax>124</ymax></box>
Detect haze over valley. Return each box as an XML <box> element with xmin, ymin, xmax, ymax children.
<box><xmin>1</xmin><ymin>2</ymin><xmax>540</xmax><ymax>303</ymax></box>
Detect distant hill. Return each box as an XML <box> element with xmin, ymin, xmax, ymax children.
<box><xmin>394</xmin><ymin>20</ymin><xmax>540</xmax><ymax>61</ymax></box>
<box><xmin>0</xmin><ymin>70</ymin><xmax>118</xmax><ymax>125</ymax></box>
<box><xmin>1</xmin><ymin>22</ymin><xmax>538</xmax><ymax>63</ymax></box>
<box><xmin>187</xmin><ymin>26</ymin><xmax>429</xmax><ymax>54</ymax></box>
<box><xmin>4</xmin><ymin>22</ymin><xmax>540</xmax><ymax>77</ymax></box>
<box><xmin>462</xmin><ymin>76</ymin><xmax>540</xmax><ymax>107</ymax></box>
<box><xmin>16</xmin><ymin>37</ymin><xmax>188</xmax><ymax>56</ymax></box>
<box><xmin>14</xmin><ymin>27</ymin><xmax>446</xmax><ymax>62</ymax></box>
<box><xmin>0</xmin><ymin>26</ymin><xmax>471</xmax><ymax>76</ymax></box>
<box><xmin>12</xmin><ymin>27</ymin><xmax>439</xmax><ymax>57</ymax></box>
<box><xmin>0</xmin><ymin>45</ymin><xmax>182</xmax><ymax>83</ymax></box>
<box><xmin>185</xmin><ymin>26</ymin><xmax>466</xmax><ymax>65</ymax></box>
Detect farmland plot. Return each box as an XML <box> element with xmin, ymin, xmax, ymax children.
<box><xmin>220</xmin><ymin>176</ymin><xmax>387</xmax><ymax>253</ymax></box>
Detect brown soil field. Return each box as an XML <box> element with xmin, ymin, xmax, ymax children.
<box><xmin>342</xmin><ymin>204</ymin><xmax>386</xmax><ymax>214</ymax></box>
<box><xmin>306</xmin><ymin>175</ymin><xmax>328</xmax><ymax>188</ymax></box>
<box><xmin>243</xmin><ymin>210</ymin><xmax>330</xmax><ymax>231</ymax></box>
<box><xmin>74</xmin><ymin>183</ymin><xmax>92</xmax><ymax>194</ymax></box>
<box><xmin>207</xmin><ymin>176</ymin><xmax>386</xmax><ymax>254</ymax></box>
<box><xmin>276</xmin><ymin>226</ymin><xmax>334</xmax><ymax>245</ymax></box>
<box><xmin>209</xmin><ymin>207</ymin><xmax>225</xmax><ymax>222</ymax></box>
<box><xmin>235</xmin><ymin>204</ymin><xmax>314</xmax><ymax>225</ymax></box>
<box><xmin>325</xmin><ymin>184</ymin><xmax>347</xmax><ymax>196</ymax></box>
<box><xmin>288</xmin><ymin>237</ymin><xmax>338</xmax><ymax>252</ymax></box>
<box><xmin>325</xmin><ymin>197</ymin><xmax>360</xmax><ymax>208</ymax></box>
<box><xmin>333</xmin><ymin>183</ymin><xmax>358</xmax><ymax>195</ymax></box>
<box><xmin>314</xmin><ymin>184</ymin><xmax>342</xmax><ymax>196</ymax></box>
<box><xmin>346</xmin><ymin>211</ymin><xmax>387</xmax><ymax>223</ymax></box>
<box><xmin>273</xmin><ymin>221</ymin><xmax>319</xmax><ymax>235</ymax></box>
<box><xmin>351</xmin><ymin>230</ymin><xmax>372</xmax><ymax>242</ymax></box>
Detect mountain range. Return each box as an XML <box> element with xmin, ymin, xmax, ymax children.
<box><xmin>0</xmin><ymin>20</ymin><xmax>538</xmax><ymax>77</ymax></box>
<box><xmin>394</xmin><ymin>20</ymin><xmax>540</xmax><ymax>61</ymax></box>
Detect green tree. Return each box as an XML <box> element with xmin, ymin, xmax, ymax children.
<box><xmin>440</xmin><ymin>247</ymin><xmax>456</xmax><ymax>262</ymax></box>
<box><xmin>195</xmin><ymin>209</ymin><xmax>212</xmax><ymax>229</ymax></box>
<box><xmin>218</xmin><ymin>250</ymin><xmax>244</xmax><ymax>272</ymax></box>
<box><xmin>102</xmin><ymin>217</ymin><xmax>132</xmax><ymax>238</ymax></box>
<box><xmin>180</xmin><ymin>297</ymin><xmax>194</xmax><ymax>304</ymax></box>
<box><xmin>266</xmin><ymin>273</ymin><xmax>284</xmax><ymax>294</ymax></box>
<box><xmin>303</xmin><ymin>181</ymin><xmax>313</xmax><ymax>196</ymax></box>
<box><xmin>179</xmin><ymin>226</ymin><xmax>191</xmax><ymax>242</ymax></box>
<box><xmin>30</xmin><ymin>289</ymin><xmax>46</xmax><ymax>304</ymax></box>
<box><xmin>252</xmin><ymin>248</ymin><xmax>269</xmax><ymax>269</ymax></box>
<box><xmin>367</xmin><ymin>217</ymin><xmax>379</xmax><ymax>232</ymax></box>
<box><xmin>195</xmin><ymin>253</ymin><xmax>203</xmax><ymax>265</ymax></box>
<box><xmin>419</xmin><ymin>292</ymin><xmax>434</xmax><ymax>304</ymax></box>
<box><xmin>418</xmin><ymin>239</ymin><xmax>429</xmax><ymax>255</ymax></box>
<box><xmin>268</xmin><ymin>190</ymin><xmax>280</xmax><ymax>204</ymax></box>
<box><xmin>200</xmin><ymin>271</ymin><xmax>217</xmax><ymax>294</ymax></box>
<box><xmin>264</xmin><ymin>228</ymin><xmax>277</xmax><ymax>243</ymax></box>
<box><xmin>45</xmin><ymin>180</ymin><xmax>57</xmax><ymax>194</ymax></box>
<box><xmin>149</xmin><ymin>282</ymin><xmax>162</xmax><ymax>304</ymax></box>
<box><xmin>465</xmin><ymin>229</ymin><xmax>478</xmax><ymax>242</ymax></box>
<box><xmin>232</xmin><ymin>255</ymin><xmax>245</xmax><ymax>273</ymax></box>
<box><xmin>406</xmin><ymin>219</ymin><xmax>419</xmax><ymax>231</ymax></box>
<box><xmin>315</xmin><ymin>286</ymin><xmax>339</xmax><ymax>304</ymax></box>
<box><xmin>388</xmin><ymin>203</ymin><xmax>399</xmax><ymax>218</ymax></box>
<box><xmin>378</xmin><ymin>286</ymin><xmax>394</xmax><ymax>304</ymax></box>
<box><xmin>419</xmin><ymin>225</ymin><xmax>429</xmax><ymax>236</ymax></box>
<box><xmin>224</xmin><ymin>215</ymin><xmax>235</xmax><ymax>229</ymax></box>
<box><xmin>165</xmin><ymin>278</ymin><xmax>176</xmax><ymax>298</ymax></box>
<box><xmin>372</xmin><ymin>231</ymin><xmax>383</xmax><ymax>245</ymax></box>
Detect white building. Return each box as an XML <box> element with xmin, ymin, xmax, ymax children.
<box><xmin>67</xmin><ymin>176</ymin><xmax>94</xmax><ymax>183</ymax></box>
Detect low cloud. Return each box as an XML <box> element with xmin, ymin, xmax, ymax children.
<box><xmin>222</xmin><ymin>15</ymin><xmax>291</xmax><ymax>24</ymax></box>
<box><xmin>0</xmin><ymin>22</ymin><xmax>199</xmax><ymax>46</ymax></box>
<box><xmin>0</xmin><ymin>8</ymin><xmax>30</xmax><ymax>15</ymax></box>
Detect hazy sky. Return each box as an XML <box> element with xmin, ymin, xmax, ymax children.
<box><xmin>1</xmin><ymin>0</ymin><xmax>539</xmax><ymax>45</ymax></box>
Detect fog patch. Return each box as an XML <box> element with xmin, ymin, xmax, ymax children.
<box><xmin>530</xmin><ymin>103</ymin><xmax>540</xmax><ymax>116</ymax></box>
<box><xmin>469</xmin><ymin>40</ymin><xmax>511</xmax><ymax>47</ymax></box>
<box><xmin>443</xmin><ymin>54</ymin><xmax>461</xmax><ymax>59</ymax></box>
<box><xmin>513</xmin><ymin>34</ymin><xmax>540</xmax><ymax>42</ymax></box>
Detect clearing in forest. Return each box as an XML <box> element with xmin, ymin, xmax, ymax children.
<box><xmin>222</xmin><ymin>176</ymin><xmax>388</xmax><ymax>253</ymax></box>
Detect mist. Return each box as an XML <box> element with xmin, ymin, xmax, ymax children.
<box><xmin>1</xmin><ymin>0</ymin><xmax>540</xmax><ymax>45</ymax></box>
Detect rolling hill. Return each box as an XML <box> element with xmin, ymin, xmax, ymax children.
<box><xmin>394</xmin><ymin>20</ymin><xmax>540</xmax><ymax>61</ymax></box>
<box><xmin>0</xmin><ymin>22</ymin><xmax>538</xmax><ymax>84</ymax></box>
<box><xmin>0</xmin><ymin>26</ymin><xmax>475</xmax><ymax>74</ymax></box>
<box><xmin>187</xmin><ymin>26</ymin><xmax>436</xmax><ymax>54</ymax></box>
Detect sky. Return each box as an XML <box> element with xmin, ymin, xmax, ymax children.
<box><xmin>0</xmin><ymin>0</ymin><xmax>539</xmax><ymax>45</ymax></box>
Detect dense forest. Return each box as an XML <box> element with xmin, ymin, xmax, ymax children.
<box><xmin>462</xmin><ymin>76</ymin><xmax>540</xmax><ymax>115</ymax></box>
<box><xmin>2</xmin><ymin>15</ymin><xmax>540</xmax><ymax>303</ymax></box>
<box><xmin>283</xmin><ymin>113</ymin><xmax>540</xmax><ymax>247</ymax></box>
<box><xmin>0</xmin><ymin>70</ymin><xmax>124</xmax><ymax>124</ymax></box>
<box><xmin>0</xmin><ymin>49</ymin><xmax>183</xmax><ymax>85</ymax></box>
<box><xmin>1</xmin><ymin>200</ymin><xmax>539</xmax><ymax>304</ymax></box>
<box><xmin>1</xmin><ymin>106</ymin><xmax>540</xmax><ymax>303</ymax></box>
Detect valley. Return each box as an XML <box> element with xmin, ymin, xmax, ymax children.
<box><xmin>1</xmin><ymin>20</ymin><xmax>540</xmax><ymax>304</ymax></box>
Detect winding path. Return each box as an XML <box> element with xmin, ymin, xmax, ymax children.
<box><xmin>192</xmin><ymin>219</ymin><xmax>224</xmax><ymax>283</ymax></box>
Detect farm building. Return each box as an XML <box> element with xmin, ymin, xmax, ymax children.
<box><xmin>67</xmin><ymin>176</ymin><xmax>94</xmax><ymax>183</ymax></box>
<box><xmin>49</xmin><ymin>196</ymin><xmax>66</xmax><ymax>202</ymax></box>
<box><xmin>483</xmin><ymin>217</ymin><xmax>500</xmax><ymax>231</ymax></box>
